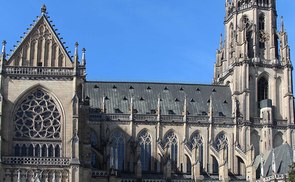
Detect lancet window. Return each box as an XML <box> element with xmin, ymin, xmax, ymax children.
<box><xmin>258</xmin><ymin>76</ymin><xmax>269</xmax><ymax>104</ymax></box>
<box><xmin>138</xmin><ymin>130</ymin><xmax>152</xmax><ymax>171</ymax></box>
<box><xmin>164</xmin><ymin>131</ymin><xmax>178</xmax><ymax>170</ymax></box>
<box><xmin>110</xmin><ymin>130</ymin><xmax>125</xmax><ymax>171</ymax></box>
<box><xmin>189</xmin><ymin>132</ymin><xmax>203</xmax><ymax>167</ymax></box>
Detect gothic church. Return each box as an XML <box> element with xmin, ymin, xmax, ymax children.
<box><xmin>0</xmin><ymin>0</ymin><xmax>294</xmax><ymax>181</ymax></box>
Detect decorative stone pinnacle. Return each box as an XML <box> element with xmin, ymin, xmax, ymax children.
<box><xmin>41</xmin><ymin>4</ymin><xmax>47</xmax><ymax>14</ymax></box>
<box><xmin>82</xmin><ymin>48</ymin><xmax>86</xmax><ymax>53</ymax></box>
<box><xmin>75</xmin><ymin>42</ymin><xmax>79</xmax><ymax>47</ymax></box>
<box><xmin>2</xmin><ymin>40</ymin><xmax>6</xmax><ymax>54</ymax></box>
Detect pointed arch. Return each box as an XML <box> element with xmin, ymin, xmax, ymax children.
<box><xmin>273</xmin><ymin>132</ymin><xmax>283</xmax><ymax>148</ymax></box>
<box><xmin>163</xmin><ymin>130</ymin><xmax>179</xmax><ymax>170</ymax></box>
<box><xmin>13</xmin><ymin>87</ymin><xmax>62</xmax><ymax>139</ymax></box>
<box><xmin>90</xmin><ymin>129</ymin><xmax>98</xmax><ymax>148</ymax></box>
<box><xmin>137</xmin><ymin>129</ymin><xmax>152</xmax><ymax>171</ymax></box>
<box><xmin>258</xmin><ymin>13</ymin><xmax>265</xmax><ymax>31</ymax></box>
<box><xmin>189</xmin><ymin>130</ymin><xmax>203</xmax><ymax>149</ymax></box>
<box><xmin>109</xmin><ymin>129</ymin><xmax>125</xmax><ymax>171</ymax></box>
<box><xmin>214</xmin><ymin>131</ymin><xmax>228</xmax><ymax>151</ymax></box>
<box><xmin>12</xmin><ymin>85</ymin><xmax>64</xmax><ymax>158</ymax></box>
<box><xmin>257</xmin><ymin>75</ymin><xmax>269</xmax><ymax>104</ymax></box>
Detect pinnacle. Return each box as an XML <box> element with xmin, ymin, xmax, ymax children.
<box><xmin>41</xmin><ymin>4</ymin><xmax>47</xmax><ymax>14</ymax></box>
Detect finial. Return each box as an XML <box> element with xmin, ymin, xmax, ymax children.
<box><xmin>74</xmin><ymin>42</ymin><xmax>79</xmax><ymax>65</ymax></box>
<box><xmin>157</xmin><ymin>95</ymin><xmax>161</xmax><ymax>121</ymax></box>
<box><xmin>81</xmin><ymin>48</ymin><xmax>86</xmax><ymax>66</ymax></box>
<box><xmin>281</xmin><ymin>16</ymin><xmax>285</xmax><ymax>32</ymax></box>
<box><xmin>41</xmin><ymin>4</ymin><xmax>47</xmax><ymax>15</ymax></box>
<box><xmin>129</xmin><ymin>96</ymin><xmax>134</xmax><ymax>121</ymax></box>
<box><xmin>2</xmin><ymin>40</ymin><xmax>6</xmax><ymax>55</ymax></box>
<box><xmin>75</xmin><ymin>42</ymin><xmax>79</xmax><ymax>55</ymax></box>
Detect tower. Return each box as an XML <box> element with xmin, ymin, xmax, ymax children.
<box><xmin>214</xmin><ymin>0</ymin><xmax>294</xmax><ymax>156</ymax></box>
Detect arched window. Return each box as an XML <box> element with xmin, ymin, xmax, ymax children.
<box><xmin>90</xmin><ymin>130</ymin><xmax>98</xmax><ymax>148</ymax></box>
<box><xmin>13</xmin><ymin>88</ymin><xmax>62</xmax><ymax>158</ymax></box>
<box><xmin>21</xmin><ymin>144</ymin><xmax>27</xmax><ymax>156</ymax></box>
<box><xmin>28</xmin><ymin>144</ymin><xmax>34</xmax><ymax>156</ymax></box>
<box><xmin>42</xmin><ymin>145</ymin><xmax>47</xmax><ymax>157</ymax></box>
<box><xmin>189</xmin><ymin>132</ymin><xmax>203</xmax><ymax>169</ymax></box>
<box><xmin>259</xmin><ymin>14</ymin><xmax>266</xmax><ymax>49</ymax></box>
<box><xmin>35</xmin><ymin>144</ymin><xmax>41</xmax><ymax>157</ymax></box>
<box><xmin>258</xmin><ymin>77</ymin><xmax>269</xmax><ymax>103</ymax></box>
<box><xmin>55</xmin><ymin>145</ymin><xmax>60</xmax><ymax>157</ymax></box>
<box><xmin>138</xmin><ymin>130</ymin><xmax>152</xmax><ymax>171</ymax></box>
<box><xmin>164</xmin><ymin>131</ymin><xmax>178</xmax><ymax>170</ymax></box>
<box><xmin>259</xmin><ymin>14</ymin><xmax>265</xmax><ymax>31</ymax></box>
<box><xmin>110</xmin><ymin>130</ymin><xmax>125</xmax><ymax>171</ymax></box>
<box><xmin>14</xmin><ymin>144</ymin><xmax>20</xmax><ymax>156</ymax></box>
<box><xmin>214</xmin><ymin>132</ymin><xmax>228</xmax><ymax>151</ymax></box>
<box><xmin>48</xmin><ymin>145</ymin><xmax>53</xmax><ymax>157</ymax></box>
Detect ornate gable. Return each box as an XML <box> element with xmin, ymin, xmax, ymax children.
<box><xmin>7</xmin><ymin>6</ymin><xmax>73</xmax><ymax>68</ymax></box>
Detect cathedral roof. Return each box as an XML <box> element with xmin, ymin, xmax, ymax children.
<box><xmin>85</xmin><ymin>81</ymin><xmax>232</xmax><ymax>117</ymax></box>
<box><xmin>254</xmin><ymin>143</ymin><xmax>293</xmax><ymax>177</ymax></box>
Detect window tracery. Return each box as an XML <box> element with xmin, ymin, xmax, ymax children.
<box><xmin>214</xmin><ymin>133</ymin><xmax>228</xmax><ymax>151</ymax></box>
<box><xmin>189</xmin><ymin>132</ymin><xmax>203</xmax><ymax>149</ymax></box>
<box><xmin>14</xmin><ymin>89</ymin><xmax>61</xmax><ymax>139</ymax></box>
<box><xmin>164</xmin><ymin>131</ymin><xmax>178</xmax><ymax>169</ymax></box>
<box><xmin>110</xmin><ymin>130</ymin><xmax>125</xmax><ymax>171</ymax></box>
<box><xmin>189</xmin><ymin>132</ymin><xmax>203</xmax><ymax>168</ymax></box>
<box><xmin>138</xmin><ymin>130</ymin><xmax>152</xmax><ymax>171</ymax></box>
<box><xmin>13</xmin><ymin>89</ymin><xmax>62</xmax><ymax>158</ymax></box>
<box><xmin>258</xmin><ymin>77</ymin><xmax>269</xmax><ymax>104</ymax></box>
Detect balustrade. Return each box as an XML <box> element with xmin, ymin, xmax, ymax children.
<box><xmin>4</xmin><ymin>66</ymin><xmax>84</xmax><ymax>77</ymax></box>
<box><xmin>2</xmin><ymin>156</ymin><xmax>70</xmax><ymax>166</ymax></box>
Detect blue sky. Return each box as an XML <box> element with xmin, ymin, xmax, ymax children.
<box><xmin>1</xmin><ymin>1</ymin><xmax>294</xmax><ymax>84</ymax></box>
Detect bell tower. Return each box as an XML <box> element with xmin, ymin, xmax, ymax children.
<box><xmin>213</xmin><ymin>0</ymin><xmax>294</xmax><ymax>151</ymax></box>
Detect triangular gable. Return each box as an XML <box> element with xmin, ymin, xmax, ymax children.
<box><xmin>7</xmin><ymin>13</ymin><xmax>73</xmax><ymax>68</ymax></box>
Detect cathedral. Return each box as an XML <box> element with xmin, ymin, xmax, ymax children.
<box><xmin>0</xmin><ymin>0</ymin><xmax>294</xmax><ymax>181</ymax></box>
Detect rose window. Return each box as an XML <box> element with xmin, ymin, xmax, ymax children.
<box><xmin>14</xmin><ymin>89</ymin><xmax>61</xmax><ymax>139</ymax></box>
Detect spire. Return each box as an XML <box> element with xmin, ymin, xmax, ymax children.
<box><xmin>74</xmin><ymin>42</ymin><xmax>79</xmax><ymax>62</ymax></box>
<box><xmin>41</xmin><ymin>4</ymin><xmax>47</xmax><ymax>15</ymax></box>
<box><xmin>280</xmin><ymin>16</ymin><xmax>285</xmax><ymax>32</ymax></box>
<box><xmin>1</xmin><ymin>40</ymin><xmax>6</xmax><ymax>59</ymax></box>
<box><xmin>81</xmin><ymin>48</ymin><xmax>86</xmax><ymax>66</ymax></box>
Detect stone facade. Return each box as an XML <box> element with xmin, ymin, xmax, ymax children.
<box><xmin>0</xmin><ymin>1</ymin><xmax>294</xmax><ymax>182</ymax></box>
